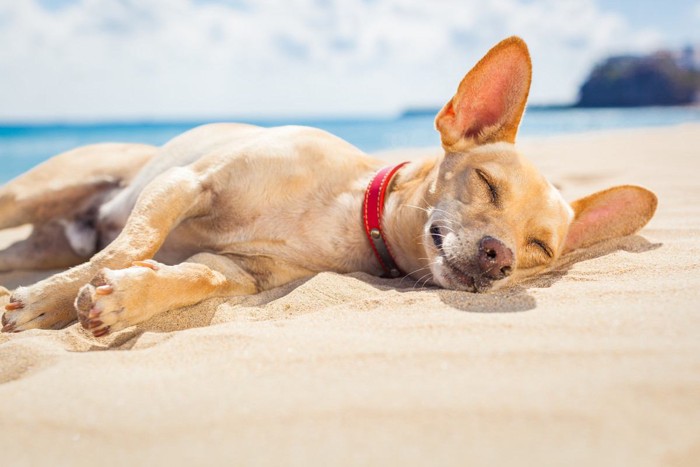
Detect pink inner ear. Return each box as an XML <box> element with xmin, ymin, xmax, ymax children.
<box><xmin>451</xmin><ymin>56</ymin><xmax>527</xmax><ymax>141</ymax></box>
<box><xmin>564</xmin><ymin>188</ymin><xmax>651</xmax><ymax>253</ymax></box>
<box><xmin>461</xmin><ymin>105</ymin><xmax>501</xmax><ymax>139</ymax></box>
<box><xmin>580</xmin><ymin>204</ymin><xmax>616</xmax><ymax>224</ymax></box>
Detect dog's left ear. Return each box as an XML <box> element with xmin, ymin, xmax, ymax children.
<box><xmin>562</xmin><ymin>185</ymin><xmax>658</xmax><ymax>254</ymax></box>
<box><xmin>435</xmin><ymin>36</ymin><xmax>532</xmax><ymax>152</ymax></box>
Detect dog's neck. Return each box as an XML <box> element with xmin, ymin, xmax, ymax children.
<box><xmin>379</xmin><ymin>157</ymin><xmax>440</xmax><ymax>278</ymax></box>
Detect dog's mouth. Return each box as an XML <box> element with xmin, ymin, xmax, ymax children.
<box><xmin>441</xmin><ymin>259</ymin><xmax>501</xmax><ymax>292</ymax></box>
<box><xmin>427</xmin><ymin>223</ymin><xmax>512</xmax><ymax>293</ymax></box>
<box><xmin>427</xmin><ymin>224</ymin><xmax>488</xmax><ymax>293</ymax></box>
<box><xmin>443</xmin><ymin>262</ymin><xmax>477</xmax><ymax>291</ymax></box>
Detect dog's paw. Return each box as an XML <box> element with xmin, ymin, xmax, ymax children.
<box><xmin>1</xmin><ymin>294</ymin><xmax>24</xmax><ymax>332</ymax></box>
<box><xmin>2</xmin><ymin>286</ymin><xmax>76</xmax><ymax>332</ymax></box>
<box><xmin>75</xmin><ymin>261</ymin><xmax>161</xmax><ymax>337</ymax></box>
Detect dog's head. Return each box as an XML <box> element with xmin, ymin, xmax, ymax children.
<box><xmin>417</xmin><ymin>37</ymin><xmax>657</xmax><ymax>292</ymax></box>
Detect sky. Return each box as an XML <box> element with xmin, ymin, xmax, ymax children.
<box><xmin>0</xmin><ymin>0</ymin><xmax>698</xmax><ymax>121</ymax></box>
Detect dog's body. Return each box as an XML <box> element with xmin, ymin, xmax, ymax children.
<box><xmin>1</xmin><ymin>37</ymin><xmax>657</xmax><ymax>336</ymax></box>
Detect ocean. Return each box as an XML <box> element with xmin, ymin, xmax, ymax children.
<box><xmin>1</xmin><ymin>106</ymin><xmax>699</xmax><ymax>184</ymax></box>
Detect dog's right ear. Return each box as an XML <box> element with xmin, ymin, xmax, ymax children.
<box><xmin>435</xmin><ymin>36</ymin><xmax>532</xmax><ymax>152</ymax></box>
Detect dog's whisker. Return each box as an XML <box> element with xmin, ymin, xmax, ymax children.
<box><xmin>401</xmin><ymin>266</ymin><xmax>430</xmax><ymax>280</ymax></box>
<box><xmin>414</xmin><ymin>260</ymin><xmax>441</xmax><ymax>289</ymax></box>
<box><xmin>412</xmin><ymin>272</ymin><xmax>433</xmax><ymax>290</ymax></box>
<box><xmin>401</xmin><ymin>264</ymin><xmax>425</xmax><ymax>278</ymax></box>
<box><xmin>405</xmin><ymin>265</ymin><xmax>431</xmax><ymax>278</ymax></box>
<box><xmin>400</xmin><ymin>265</ymin><xmax>432</xmax><ymax>286</ymax></box>
<box><xmin>419</xmin><ymin>273</ymin><xmax>435</xmax><ymax>289</ymax></box>
<box><xmin>401</xmin><ymin>204</ymin><xmax>431</xmax><ymax>214</ymax></box>
<box><xmin>429</xmin><ymin>206</ymin><xmax>460</xmax><ymax>224</ymax></box>
<box><xmin>442</xmin><ymin>225</ymin><xmax>456</xmax><ymax>235</ymax></box>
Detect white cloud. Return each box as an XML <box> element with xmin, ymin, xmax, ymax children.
<box><xmin>0</xmin><ymin>0</ymin><xmax>667</xmax><ymax>120</ymax></box>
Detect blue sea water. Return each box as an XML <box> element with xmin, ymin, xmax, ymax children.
<box><xmin>1</xmin><ymin>106</ymin><xmax>699</xmax><ymax>184</ymax></box>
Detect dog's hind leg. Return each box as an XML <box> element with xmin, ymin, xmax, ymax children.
<box><xmin>0</xmin><ymin>144</ymin><xmax>157</xmax><ymax>273</ymax></box>
<box><xmin>2</xmin><ymin>166</ymin><xmax>212</xmax><ymax>331</ymax></box>
<box><xmin>0</xmin><ymin>143</ymin><xmax>156</xmax><ymax>230</ymax></box>
<box><xmin>0</xmin><ymin>220</ymin><xmax>92</xmax><ymax>273</ymax></box>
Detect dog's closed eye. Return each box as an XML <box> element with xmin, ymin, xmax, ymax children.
<box><xmin>529</xmin><ymin>238</ymin><xmax>553</xmax><ymax>258</ymax></box>
<box><xmin>476</xmin><ymin>169</ymin><xmax>499</xmax><ymax>205</ymax></box>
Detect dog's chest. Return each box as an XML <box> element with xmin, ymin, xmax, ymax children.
<box><xmin>160</xmin><ymin>169</ymin><xmax>381</xmax><ymax>275</ymax></box>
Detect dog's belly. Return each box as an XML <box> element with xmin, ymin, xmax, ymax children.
<box><xmin>97</xmin><ymin>123</ymin><xmax>265</xmax><ymax>247</ymax></box>
<box><xmin>153</xmin><ymin>214</ymin><xmax>379</xmax><ymax>280</ymax></box>
<box><xmin>97</xmin><ymin>123</ymin><xmax>384</xmax><ymax>276</ymax></box>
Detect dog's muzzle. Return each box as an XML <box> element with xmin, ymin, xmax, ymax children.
<box><xmin>430</xmin><ymin>226</ymin><xmax>514</xmax><ymax>292</ymax></box>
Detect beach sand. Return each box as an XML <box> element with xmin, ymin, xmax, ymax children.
<box><xmin>1</xmin><ymin>124</ymin><xmax>699</xmax><ymax>466</ymax></box>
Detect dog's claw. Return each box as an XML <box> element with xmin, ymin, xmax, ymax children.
<box><xmin>2</xmin><ymin>299</ymin><xmax>23</xmax><ymax>332</ymax></box>
<box><xmin>4</xmin><ymin>301</ymin><xmax>23</xmax><ymax>311</ymax></box>
<box><xmin>95</xmin><ymin>285</ymin><xmax>113</xmax><ymax>295</ymax></box>
<box><xmin>132</xmin><ymin>260</ymin><xmax>159</xmax><ymax>271</ymax></box>
<box><xmin>92</xmin><ymin>326</ymin><xmax>110</xmax><ymax>338</ymax></box>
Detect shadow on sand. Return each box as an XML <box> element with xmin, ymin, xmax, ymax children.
<box><xmin>422</xmin><ymin>234</ymin><xmax>659</xmax><ymax>314</ymax></box>
<box><xmin>0</xmin><ymin>234</ymin><xmax>661</xmax><ymax>351</ymax></box>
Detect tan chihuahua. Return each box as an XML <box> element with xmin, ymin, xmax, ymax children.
<box><xmin>0</xmin><ymin>37</ymin><xmax>657</xmax><ymax>337</ymax></box>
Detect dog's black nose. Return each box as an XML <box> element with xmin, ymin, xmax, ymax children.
<box><xmin>478</xmin><ymin>236</ymin><xmax>514</xmax><ymax>280</ymax></box>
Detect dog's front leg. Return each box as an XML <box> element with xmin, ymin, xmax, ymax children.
<box><xmin>73</xmin><ymin>253</ymin><xmax>258</xmax><ymax>337</ymax></box>
<box><xmin>2</xmin><ymin>167</ymin><xmax>209</xmax><ymax>332</ymax></box>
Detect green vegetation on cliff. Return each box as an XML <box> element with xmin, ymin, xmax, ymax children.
<box><xmin>576</xmin><ymin>51</ymin><xmax>700</xmax><ymax>107</ymax></box>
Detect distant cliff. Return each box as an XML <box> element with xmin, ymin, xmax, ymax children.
<box><xmin>576</xmin><ymin>49</ymin><xmax>700</xmax><ymax>107</ymax></box>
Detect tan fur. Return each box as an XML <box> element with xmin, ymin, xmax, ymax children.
<box><xmin>0</xmin><ymin>37</ymin><xmax>657</xmax><ymax>336</ymax></box>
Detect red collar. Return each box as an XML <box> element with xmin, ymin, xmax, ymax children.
<box><xmin>363</xmin><ymin>162</ymin><xmax>409</xmax><ymax>278</ymax></box>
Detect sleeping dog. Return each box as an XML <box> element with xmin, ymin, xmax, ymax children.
<box><xmin>0</xmin><ymin>37</ymin><xmax>657</xmax><ymax>336</ymax></box>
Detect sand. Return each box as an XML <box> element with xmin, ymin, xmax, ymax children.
<box><xmin>1</xmin><ymin>124</ymin><xmax>699</xmax><ymax>466</ymax></box>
